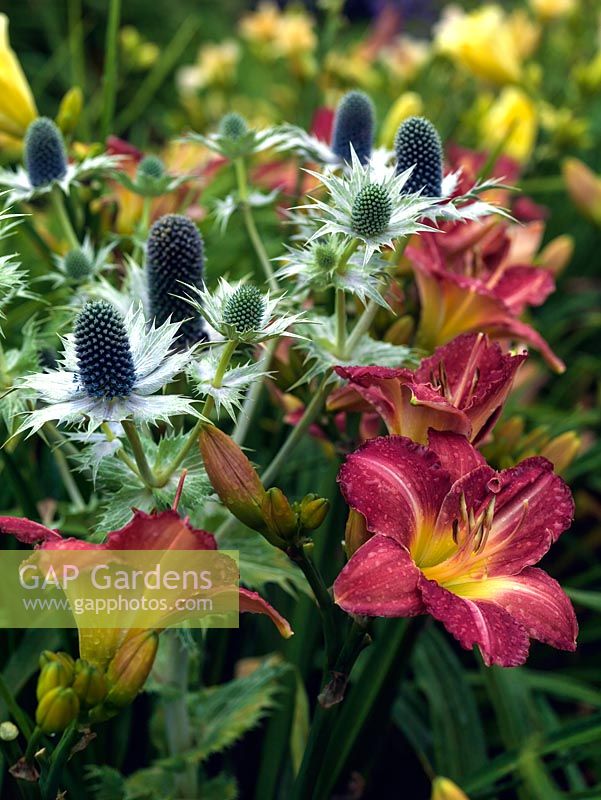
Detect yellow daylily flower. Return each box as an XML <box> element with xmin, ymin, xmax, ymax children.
<box><xmin>434</xmin><ymin>5</ymin><xmax>538</xmax><ymax>85</ymax></box>
<box><xmin>239</xmin><ymin>2</ymin><xmax>282</xmax><ymax>46</ymax></box>
<box><xmin>0</xmin><ymin>13</ymin><xmax>37</xmax><ymax>139</ymax></box>
<box><xmin>530</xmin><ymin>0</ymin><xmax>576</xmax><ymax>19</ymax></box>
<box><xmin>431</xmin><ymin>777</ymin><xmax>470</xmax><ymax>800</ymax></box>
<box><xmin>380</xmin><ymin>92</ymin><xmax>423</xmax><ymax>148</ymax></box>
<box><xmin>480</xmin><ymin>87</ymin><xmax>538</xmax><ymax>163</ymax></box>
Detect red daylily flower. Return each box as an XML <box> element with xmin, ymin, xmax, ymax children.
<box><xmin>333</xmin><ymin>431</ymin><xmax>577</xmax><ymax>666</ymax></box>
<box><xmin>408</xmin><ymin>228</ymin><xmax>564</xmax><ymax>373</ymax></box>
<box><xmin>330</xmin><ymin>333</ymin><xmax>526</xmax><ymax>445</ymax></box>
<box><xmin>0</xmin><ymin>509</ymin><xmax>292</xmax><ymax>668</ymax></box>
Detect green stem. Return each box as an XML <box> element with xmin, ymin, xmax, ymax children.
<box><xmin>163</xmin><ymin>634</ymin><xmax>196</xmax><ymax>797</ymax></box>
<box><xmin>335</xmin><ymin>289</ymin><xmax>346</xmax><ymax>359</ymax></box>
<box><xmin>49</xmin><ymin>189</ymin><xmax>79</xmax><ymax>249</ymax></box>
<box><xmin>24</xmin><ymin>726</ymin><xmax>43</xmax><ymax>763</ymax></box>
<box><xmin>53</xmin><ymin>447</ymin><xmax>86</xmax><ymax>511</ymax></box>
<box><xmin>101</xmin><ymin>422</ymin><xmax>142</xmax><ymax>480</ymax></box>
<box><xmin>346</xmin><ymin>298</ymin><xmax>378</xmax><ymax>351</ymax></box>
<box><xmin>67</xmin><ymin>0</ymin><xmax>89</xmax><ymax>138</ymax></box>
<box><xmin>121</xmin><ymin>419</ymin><xmax>158</xmax><ymax>488</ymax></box>
<box><xmin>288</xmin><ymin>544</ymin><xmax>340</xmax><ymax>669</ymax></box>
<box><xmin>234</xmin><ymin>158</ymin><xmax>278</xmax><ymax>291</ymax></box>
<box><xmin>0</xmin><ymin>672</ymin><xmax>33</xmax><ymax>739</ymax></box>
<box><xmin>40</xmin><ymin>720</ymin><xmax>80</xmax><ymax>800</ymax></box>
<box><xmin>154</xmin><ymin>340</ymin><xmax>238</xmax><ymax>486</ymax></box>
<box><xmin>133</xmin><ymin>195</ymin><xmax>152</xmax><ymax>263</ymax></box>
<box><xmin>100</xmin><ymin>0</ymin><xmax>121</xmax><ymax>141</ymax></box>
<box><xmin>261</xmin><ymin>374</ymin><xmax>333</xmax><ymax>488</ymax></box>
<box><xmin>232</xmin><ymin>339</ymin><xmax>277</xmax><ymax>445</ymax></box>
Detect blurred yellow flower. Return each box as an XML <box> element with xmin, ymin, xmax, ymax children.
<box><xmin>239</xmin><ymin>2</ymin><xmax>281</xmax><ymax>46</ymax></box>
<box><xmin>0</xmin><ymin>13</ymin><xmax>37</xmax><ymax>139</ymax></box>
<box><xmin>529</xmin><ymin>0</ymin><xmax>576</xmax><ymax>19</ymax></box>
<box><xmin>480</xmin><ymin>87</ymin><xmax>538</xmax><ymax>163</ymax></box>
<box><xmin>434</xmin><ymin>5</ymin><xmax>536</xmax><ymax>85</ymax></box>
<box><xmin>324</xmin><ymin>50</ymin><xmax>380</xmax><ymax>91</ymax></box>
<box><xmin>275</xmin><ymin>12</ymin><xmax>316</xmax><ymax>59</ymax></box>
<box><xmin>507</xmin><ymin>10</ymin><xmax>541</xmax><ymax>59</ymax></box>
<box><xmin>380</xmin><ymin>92</ymin><xmax>423</xmax><ymax>147</ymax></box>
<box><xmin>431</xmin><ymin>777</ymin><xmax>470</xmax><ymax>800</ymax></box>
<box><xmin>177</xmin><ymin>40</ymin><xmax>240</xmax><ymax>94</ymax></box>
<box><xmin>382</xmin><ymin>35</ymin><xmax>430</xmax><ymax>82</ymax></box>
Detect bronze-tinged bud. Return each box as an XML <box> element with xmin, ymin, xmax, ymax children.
<box><xmin>384</xmin><ymin>315</ymin><xmax>415</xmax><ymax>345</ymax></box>
<box><xmin>540</xmin><ymin>431</ymin><xmax>581</xmax><ymax>474</ymax></box>
<box><xmin>104</xmin><ymin>630</ymin><xmax>159</xmax><ymax>710</ymax></box>
<box><xmin>56</xmin><ymin>87</ymin><xmax>83</xmax><ymax>137</ymax></box>
<box><xmin>36</xmin><ymin>661</ymin><xmax>73</xmax><ymax>701</ymax></box>
<box><xmin>72</xmin><ymin>660</ymin><xmax>107</xmax><ymax>708</ymax></box>
<box><xmin>344</xmin><ymin>509</ymin><xmax>371</xmax><ymax>557</ymax></box>
<box><xmin>431</xmin><ymin>776</ymin><xmax>470</xmax><ymax>800</ymax></box>
<box><xmin>538</xmin><ymin>235</ymin><xmax>573</xmax><ymax>276</ymax></box>
<box><xmin>563</xmin><ymin>158</ymin><xmax>601</xmax><ymax>226</ymax></box>
<box><xmin>261</xmin><ymin>487</ymin><xmax>297</xmax><ymax>540</ymax></box>
<box><xmin>199</xmin><ymin>425</ymin><xmax>267</xmax><ymax>531</ymax></box>
<box><xmin>298</xmin><ymin>494</ymin><xmax>330</xmax><ymax>532</ymax></box>
<box><xmin>35</xmin><ymin>687</ymin><xmax>80</xmax><ymax>734</ymax></box>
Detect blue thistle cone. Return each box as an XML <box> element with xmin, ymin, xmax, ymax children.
<box><xmin>75</xmin><ymin>301</ymin><xmax>136</xmax><ymax>398</ymax></box>
<box><xmin>331</xmin><ymin>91</ymin><xmax>375</xmax><ymax>165</ymax></box>
<box><xmin>24</xmin><ymin>118</ymin><xmax>68</xmax><ymax>188</ymax></box>
<box><xmin>64</xmin><ymin>248</ymin><xmax>93</xmax><ymax>281</ymax></box>
<box><xmin>146</xmin><ymin>214</ymin><xmax>207</xmax><ymax>347</ymax></box>
<box><xmin>351</xmin><ymin>183</ymin><xmax>393</xmax><ymax>238</ymax></box>
<box><xmin>394</xmin><ymin>116</ymin><xmax>443</xmax><ymax>196</ymax></box>
<box><xmin>137</xmin><ymin>155</ymin><xmax>165</xmax><ymax>180</ymax></box>
<box><xmin>223</xmin><ymin>284</ymin><xmax>265</xmax><ymax>333</ymax></box>
<box><xmin>219</xmin><ymin>112</ymin><xmax>248</xmax><ymax>140</ymax></box>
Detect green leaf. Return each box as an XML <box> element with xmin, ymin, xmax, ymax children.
<box><xmin>85</xmin><ymin>765</ymin><xmax>126</xmax><ymax>800</ymax></box>
<box><xmin>412</xmin><ymin>627</ymin><xmax>487</xmax><ymax>780</ymax></box>
<box><xmin>566</xmin><ymin>587</ymin><xmax>601</xmax><ymax>612</ymax></box>
<box><xmin>218</xmin><ymin>526</ymin><xmax>310</xmax><ymax>597</ymax></box>
<box><xmin>158</xmin><ymin>656</ymin><xmax>291</xmax><ymax>767</ymax></box>
<box><xmin>291</xmin><ymin>672</ymin><xmax>310</xmax><ymax>776</ymax></box>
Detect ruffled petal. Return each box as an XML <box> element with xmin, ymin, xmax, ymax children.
<box><xmin>0</xmin><ymin>516</ymin><xmax>61</xmax><ymax>544</ymax></box>
<box><xmin>338</xmin><ymin>435</ymin><xmax>451</xmax><ymax>547</ymax></box>
<box><xmin>104</xmin><ymin>509</ymin><xmax>217</xmax><ymax>551</ymax></box>
<box><xmin>418</xmin><ymin>576</ymin><xmax>530</xmax><ymax>667</ymax></box>
<box><xmin>239</xmin><ymin>587</ymin><xmax>293</xmax><ymax>638</ymax></box>
<box><xmin>333</xmin><ymin>534</ymin><xmax>424</xmax><ymax>617</ymax></box>
<box><xmin>457</xmin><ymin>567</ymin><xmax>577</xmax><ymax>652</ymax></box>
<box><xmin>427</xmin><ymin>429</ymin><xmax>487</xmax><ymax>482</ymax></box>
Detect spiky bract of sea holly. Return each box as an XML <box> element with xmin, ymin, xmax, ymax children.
<box><xmin>331</xmin><ymin>91</ymin><xmax>375</xmax><ymax>165</ymax></box>
<box><xmin>24</xmin><ymin>118</ymin><xmax>67</xmax><ymax>188</ymax></box>
<box><xmin>74</xmin><ymin>302</ymin><xmax>137</xmax><ymax>399</ymax></box>
<box><xmin>394</xmin><ymin>116</ymin><xmax>443</xmax><ymax>196</ymax></box>
<box><xmin>146</xmin><ymin>214</ymin><xmax>207</xmax><ymax>347</ymax></box>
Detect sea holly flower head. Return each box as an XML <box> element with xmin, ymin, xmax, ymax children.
<box><xmin>330</xmin><ymin>333</ymin><xmax>526</xmax><ymax>444</ymax></box>
<box><xmin>183</xmin><ymin>112</ymin><xmax>283</xmax><ymax>160</ymax></box>
<box><xmin>275</xmin><ymin>235</ymin><xmax>390</xmax><ymax>307</ymax></box>
<box><xmin>331</xmin><ymin>90</ymin><xmax>375</xmax><ymax>165</ymax></box>
<box><xmin>146</xmin><ymin>213</ymin><xmax>208</xmax><ymax>347</ymax></box>
<box><xmin>185</xmin><ymin>277</ymin><xmax>305</xmax><ymax>344</ymax></box>
<box><xmin>0</xmin><ymin>118</ymin><xmax>121</xmax><ymax>203</ymax></box>
<box><xmin>17</xmin><ymin>301</ymin><xmax>197</xmax><ymax>435</ymax></box>
<box><xmin>114</xmin><ymin>154</ymin><xmax>192</xmax><ymax>197</ymax></box>
<box><xmin>394</xmin><ymin>116</ymin><xmax>443</xmax><ymax>197</ymax></box>
<box><xmin>51</xmin><ymin>235</ymin><xmax>116</xmax><ymax>286</ymax></box>
<box><xmin>334</xmin><ymin>431</ymin><xmax>577</xmax><ymax>667</ymax></box>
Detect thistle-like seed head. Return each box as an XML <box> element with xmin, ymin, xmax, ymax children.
<box><xmin>222</xmin><ymin>284</ymin><xmax>265</xmax><ymax>333</ymax></box>
<box><xmin>136</xmin><ymin>155</ymin><xmax>165</xmax><ymax>180</ymax></box>
<box><xmin>314</xmin><ymin>242</ymin><xmax>338</xmax><ymax>271</ymax></box>
<box><xmin>219</xmin><ymin>112</ymin><xmax>248</xmax><ymax>140</ymax></box>
<box><xmin>64</xmin><ymin>248</ymin><xmax>93</xmax><ymax>281</ymax></box>
<box><xmin>394</xmin><ymin>116</ymin><xmax>443</xmax><ymax>196</ymax></box>
<box><xmin>24</xmin><ymin>117</ymin><xmax>68</xmax><ymax>188</ymax></box>
<box><xmin>146</xmin><ymin>214</ymin><xmax>206</xmax><ymax>346</ymax></box>
<box><xmin>74</xmin><ymin>301</ymin><xmax>136</xmax><ymax>398</ymax></box>
<box><xmin>331</xmin><ymin>91</ymin><xmax>375</xmax><ymax>165</ymax></box>
<box><xmin>351</xmin><ymin>183</ymin><xmax>393</xmax><ymax>238</ymax></box>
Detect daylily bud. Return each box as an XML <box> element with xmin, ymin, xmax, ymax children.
<box><xmin>39</xmin><ymin>650</ymin><xmax>75</xmax><ymax>674</ymax></box>
<box><xmin>35</xmin><ymin>687</ymin><xmax>80</xmax><ymax>734</ymax></box>
<box><xmin>298</xmin><ymin>494</ymin><xmax>329</xmax><ymax>532</ymax></box>
<box><xmin>72</xmin><ymin>660</ymin><xmax>107</xmax><ymax>708</ymax></box>
<box><xmin>345</xmin><ymin>509</ymin><xmax>371</xmax><ymax>557</ymax></box>
<box><xmin>0</xmin><ymin>721</ymin><xmax>18</xmax><ymax>741</ymax></box>
<box><xmin>261</xmin><ymin>487</ymin><xmax>297</xmax><ymax>540</ymax></box>
<box><xmin>538</xmin><ymin>235</ymin><xmax>573</xmax><ymax>276</ymax></box>
<box><xmin>104</xmin><ymin>630</ymin><xmax>158</xmax><ymax>710</ymax></box>
<box><xmin>563</xmin><ymin>158</ymin><xmax>601</xmax><ymax>226</ymax></box>
<box><xmin>199</xmin><ymin>425</ymin><xmax>267</xmax><ymax>531</ymax></box>
<box><xmin>56</xmin><ymin>87</ymin><xmax>83</xmax><ymax>137</ymax></box>
<box><xmin>385</xmin><ymin>315</ymin><xmax>415</xmax><ymax>345</ymax></box>
<box><xmin>36</xmin><ymin>661</ymin><xmax>72</xmax><ymax>701</ymax></box>
<box><xmin>380</xmin><ymin>92</ymin><xmax>423</xmax><ymax>149</ymax></box>
<box><xmin>540</xmin><ymin>431</ymin><xmax>581</xmax><ymax>474</ymax></box>
<box><xmin>431</xmin><ymin>777</ymin><xmax>470</xmax><ymax>800</ymax></box>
